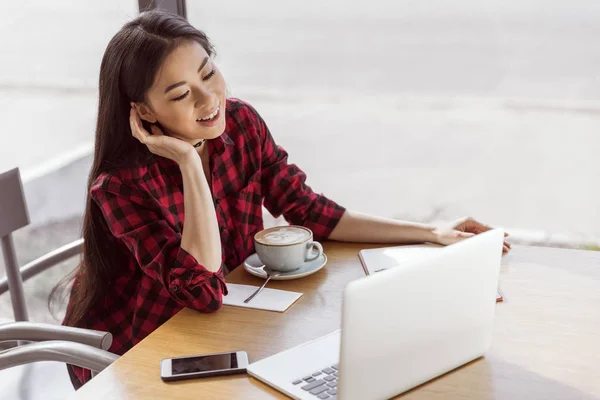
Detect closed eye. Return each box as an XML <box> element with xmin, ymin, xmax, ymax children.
<box><xmin>172</xmin><ymin>91</ymin><xmax>189</xmax><ymax>102</ymax></box>
<box><xmin>170</xmin><ymin>69</ymin><xmax>215</xmax><ymax>101</ymax></box>
<box><xmin>203</xmin><ymin>69</ymin><xmax>216</xmax><ymax>81</ymax></box>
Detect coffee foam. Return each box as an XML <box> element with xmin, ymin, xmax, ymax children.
<box><xmin>255</xmin><ymin>227</ymin><xmax>310</xmax><ymax>245</ymax></box>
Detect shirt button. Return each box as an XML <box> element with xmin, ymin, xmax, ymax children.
<box><xmin>171</xmin><ymin>285</ymin><xmax>180</xmax><ymax>293</ymax></box>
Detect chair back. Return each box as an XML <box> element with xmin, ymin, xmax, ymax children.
<box><xmin>0</xmin><ymin>167</ymin><xmax>30</xmax><ymax>321</ymax></box>
<box><xmin>0</xmin><ymin>168</ymin><xmax>30</xmax><ymax>237</ymax></box>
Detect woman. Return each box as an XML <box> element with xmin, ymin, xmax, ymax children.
<box><xmin>58</xmin><ymin>10</ymin><xmax>510</xmax><ymax>388</ymax></box>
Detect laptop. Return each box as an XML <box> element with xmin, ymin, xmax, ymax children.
<box><xmin>358</xmin><ymin>242</ymin><xmax>504</xmax><ymax>301</ymax></box>
<box><xmin>247</xmin><ymin>229</ymin><xmax>504</xmax><ymax>400</ymax></box>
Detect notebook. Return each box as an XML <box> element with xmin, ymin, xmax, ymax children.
<box><xmin>358</xmin><ymin>243</ymin><xmax>504</xmax><ymax>302</ymax></box>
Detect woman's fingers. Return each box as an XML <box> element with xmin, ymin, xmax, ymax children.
<box><xmin>472</xmin><ymin>228</ymin><xmax>512</xmax><ymax>245</ymax></box>
<box><xmin>129</xmin><ymin>108</ymin><xmax>140</xmax><ymax>140</ymax></box>
<box><xmin>449</xmin><ymin>218</ymin><xmax>512</xmax><ymax>255</ymax></box>
<box><xmin>150</xmin><ymin>124</ymin><xmax>164</xmax><ymax>136</ymax></box>
<box><xmin>471</xmin><ymin>220</ymin><xmax>510</xmax><ymax>238</ymax></box>
<box><xmin>129</xmin><ymin>107</ymin><xmax>147</xmax><ymax>143</ymax></box>
<box><xmin>130</xmin><ymin>107</ymin><xmax>160</xmax><ymax>147</ymax></box>
<box><xmin>128</xmin><ymin>105</ymin><xmax>201</xmax><ymax>164</ymax></box>
<box><xmin>462</xmin><ymin>219</ymin><xmax>511</xmax><ymax>240</ymax></box>
<box><xmin>455</xmin><ymin>231</ymin><xmax>475</xmax><ymax>241</ymax></box>
<box><xmin>468</xmin><ymin>226</ymin><xmax>512</xmax><ymax>252</ymax></box>
<box><xmin>467</xmin><ymin>219</ymin><xmax>493</xmax><ymax>233</ymax></box>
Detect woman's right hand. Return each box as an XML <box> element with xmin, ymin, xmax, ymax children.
<box><xmin>130</xmin><ymin>107</ymin><xmax>196</xmax><ymax>165</ymax></box>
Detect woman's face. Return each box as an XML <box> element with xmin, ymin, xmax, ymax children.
<box><xmin>139</xmin><ymin>40</ymin><xmax>227</xmax><ymax>143</ymax></box>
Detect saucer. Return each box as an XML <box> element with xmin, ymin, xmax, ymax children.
<box><xmin>243</xmin><ymin>253</ymin><xmax>327</xmax><ymax>281</ymax></box>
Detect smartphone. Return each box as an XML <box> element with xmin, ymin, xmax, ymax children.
<box><xmin>160</xmin><ymin>350</ymin><xmax>249</xmax><ymax>382</ymax></box>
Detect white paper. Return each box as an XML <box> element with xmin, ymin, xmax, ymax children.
<box><xmin>223</xmin><ymin>283</ymin><xmax>303</xmax><ymax>312</ymax></box>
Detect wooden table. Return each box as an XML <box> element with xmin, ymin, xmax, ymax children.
<box><xmin>72</xmin><ymin>243</ymin><xmax>600</xmax><ymax>399</ymax></box>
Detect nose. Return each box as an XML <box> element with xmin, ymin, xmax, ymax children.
<box><xmin>192</xmin><ymin>86</ymin><xmax>216</xmax><ymax>111</ymax></box>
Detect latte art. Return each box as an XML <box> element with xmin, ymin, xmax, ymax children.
<box><xmin>254</xmin><ymin>225</ymin><xmax>322</xmax><ymax>272</ymax></box>
<box><xmin>255</xmin><ymin>227</ymin><xmax>311</xmax><ymax>246</ymax></box>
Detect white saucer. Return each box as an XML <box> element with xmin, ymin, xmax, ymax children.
<box><xmin>243</xmin><ymin>253</ymin><xmax>327</xmax><ymax>280</ymax></box>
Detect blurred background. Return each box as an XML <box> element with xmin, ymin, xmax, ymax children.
<box><xmin>0</xmin><ymin>0</ymin><xmax>599</xmax><ymax>396</ymax></box>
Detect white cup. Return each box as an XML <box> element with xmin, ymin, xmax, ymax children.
<box><xmin>253</xmin><ymin>226</ymin><xmax>323</xmax><ymax>272</ymax></box>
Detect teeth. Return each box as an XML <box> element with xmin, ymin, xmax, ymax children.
<box><xmin>198</xmin><ymin>106</ymin><xmax>219</xmax><ymax>121</ymax></box>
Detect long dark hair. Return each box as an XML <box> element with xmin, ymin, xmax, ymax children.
<box><xmin>51</xmin><ymin>11</ymin><xmax>215</xmax><ymax>327</ymax></box>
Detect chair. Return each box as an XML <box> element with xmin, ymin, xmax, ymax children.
<box><xmin>0</xmin><ymin>167</ymin><xmax>118</xmax><ymax>393</ymax></box>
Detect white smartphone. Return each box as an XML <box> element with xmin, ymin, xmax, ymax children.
<box><xmin>160</xmin><ymin>350</ymin><xmax>249</xmax><ymax>382</ymax></box>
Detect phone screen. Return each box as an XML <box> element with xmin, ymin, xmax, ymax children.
<box><xmin>171</xmin><ymin>353</ymin><xmax>238</xmax><ymax>375</ymax></box>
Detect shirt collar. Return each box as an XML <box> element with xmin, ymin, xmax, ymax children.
<box><xmin>209</xmin><ymin>127</ymin><xmax>234</xmax><ymax>153</ymax></box>
<box><xmin>220</xmin><ymin>130</ymin><xmax>234</xmax><ymax>146</ymax></box>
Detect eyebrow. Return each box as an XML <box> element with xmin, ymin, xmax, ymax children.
<box><xmin>164</xmin><ymin>57</ymin><xmax>210</xmax><ymax>94</ymax></box>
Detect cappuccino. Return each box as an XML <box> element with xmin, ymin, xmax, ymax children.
<box><xmin>254</xmin><ymin>226</ymin><xmax>323</xmax><ymax>272</ymax></box>
<box><xmin>255</xmin><ymin>226</ymin><xmax>311</xmax><ymax>246</ymax></box>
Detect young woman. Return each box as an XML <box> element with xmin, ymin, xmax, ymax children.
<box><xmin>59</xmin><ymin>10</ymin><xmax>510</xmax><ymax>388</ymax></box>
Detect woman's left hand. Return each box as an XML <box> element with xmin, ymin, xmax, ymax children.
<box><xmin>432</xmin><ymin>217</ymin><xmax>511</xmax><ymax>254</ymax></box>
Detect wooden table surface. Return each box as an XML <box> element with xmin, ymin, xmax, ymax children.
<box><xmin>72</xmin><ymin>243</ymin><xmax>600</xmax><ymax>400</ymax></box>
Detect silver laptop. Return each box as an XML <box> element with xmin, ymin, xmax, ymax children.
<box><xmin>247</xmin><ymin>229</ymin><xmax>504</xmax><ymax>400</ymax></box>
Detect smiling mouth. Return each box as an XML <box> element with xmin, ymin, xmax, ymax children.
<box><xmin>197</xmin><ymin>104</ymin><xmax>220</xmax><ymax>122</ymax></box>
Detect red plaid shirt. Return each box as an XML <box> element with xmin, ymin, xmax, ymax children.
<box><xmin>66</xmin><ymin>98</ymin><xmax>345</xmax><ymax>387</ymax></box>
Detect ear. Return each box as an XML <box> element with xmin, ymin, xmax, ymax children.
<box><xmin>132</xmin><ymin>103</ymin><xmax>158</xmax><ymax>124</ymax></box>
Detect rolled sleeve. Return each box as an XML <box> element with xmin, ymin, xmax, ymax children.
<box><xmin>91</xmin><ymin>177</ymin><xmax>227</xmax><ymax>312</ymax></box>
<box><xmin>297</xmin><ymin>194</ymin><xmax>346</xmax><ymax>241</ymax></box>
<box><xmin>168</xmin><ymin>246</ymin><xmax>228</xmax><ymax>311</ymax></box>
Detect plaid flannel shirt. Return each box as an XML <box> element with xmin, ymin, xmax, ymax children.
<box><xmin>66</xmin><ymin>98</ymin><xmax>345</xmax><ymax>387</ymax></box>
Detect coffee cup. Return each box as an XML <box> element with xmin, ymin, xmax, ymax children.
<box><xmin>253</xmin><ymin>226</ymin><xmax>323</xmax><ymax>272</ymax></box>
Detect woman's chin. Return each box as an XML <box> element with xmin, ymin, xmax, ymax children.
<box><xmin>195</xmin><ymin>120</ymin><xmax>226</xmax><ymax>140</ymax></box>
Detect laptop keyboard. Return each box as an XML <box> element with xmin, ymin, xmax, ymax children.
<box><xmin>291</xmin><ymin>364</ymin><xmax>339</xmax><ymax>399</ymax></box>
